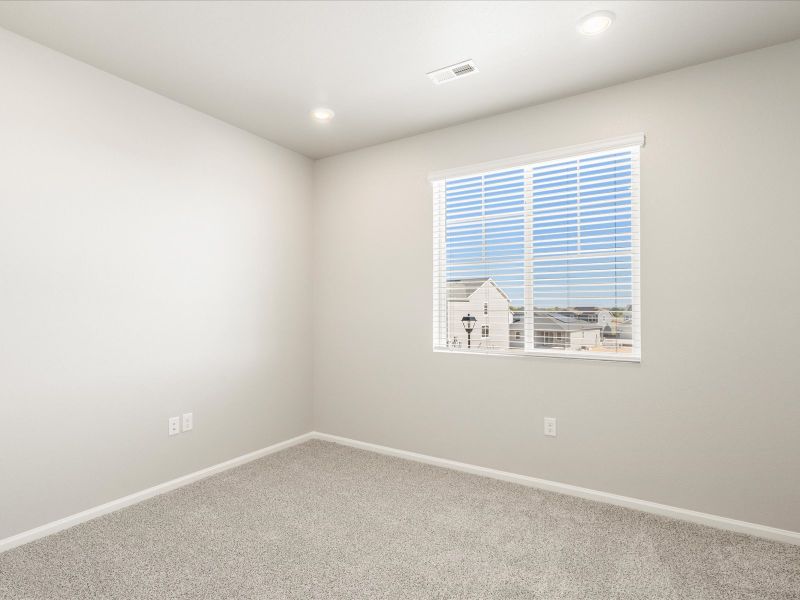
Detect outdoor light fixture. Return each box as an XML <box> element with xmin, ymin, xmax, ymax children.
<box><xmin>310</xmin><ymin>107</ymin><xmax>335</xmax><ymax>123</ymax></box>
<box><xmin>577</xmin><ymin>10</ymin><xmax>615</xmax><ymax>36</ymax></box>
<box><xmin>461</xmin><ymin>313</ymin><xmax>477</xmax><ymax>349</ymax></box>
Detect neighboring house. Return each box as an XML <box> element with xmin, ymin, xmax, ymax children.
<box><xmin>509</xmin><ymin>311</ymin><xmax>525</xmax><ymax>349</ymax></box>
<box><xmin>533</xmin><ymin>313</ymin><xmax>602</xmax><ymax>350</ymax></box>
<box><xmin>604</xmin><ymin>316</ymin><xmax>633</xmax><ymax>349</ymax></box>
<box><xmin>446</xmin><ymin>284</ymin><xmax>606</xmax><ymax>352</ymax></box>
<box><xmin>573</xmin><ymin>307</ymin><xmax>614</xmax><ymax>333</ymax></box>
<box><xmin>447</xmin><ymin>278</ymin><xmax>510</xmax><ymax>350</ymax></box>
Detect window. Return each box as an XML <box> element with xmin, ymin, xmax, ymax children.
<box><xmin>432</xmin><ymin>134</ymin><xmax>642</xmax><ymax>361</ymax></box>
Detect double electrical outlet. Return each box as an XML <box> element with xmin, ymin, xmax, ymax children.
<box><xmin>168</xmin><ymin>413</ymin><xmax>193</xmax><ymax>436</ymax></box>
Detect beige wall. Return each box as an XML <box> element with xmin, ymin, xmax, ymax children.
<box><xmin>313</xmin><ymin>40</ymin><xmax>800</xmax><ymax>531</ymax></box>
<box><xmin>0</xmin><ymin>29</ymin><xmax>313</xmax><ymax>539</ymax></box>
<box><xmin>2</xmin><ymin>26</ymin><xmax>799</xmax><ymax>541</ymax></box>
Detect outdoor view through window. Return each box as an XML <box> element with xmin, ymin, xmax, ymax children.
<box><xmin>432</xmin><ymin>139</ymin><xmax>641</xmax><ymax>360</ymax></box>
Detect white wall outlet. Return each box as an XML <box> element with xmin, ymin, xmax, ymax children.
<box><xmin>182</xmin><ymin>412</ymin><xmax>193</xmax><ymax>432</ymax></box>
<box><xmin>168</xmin><ymin>416</ymin><xmax>180</xmax><ymax>436</ymax></box>
<box><xmin>543</xmin><ymin>417</ymin><xmax>557</xmax><ymax>437</ymax></box>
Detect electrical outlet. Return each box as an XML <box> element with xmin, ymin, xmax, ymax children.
<box><xmin>543</xmin><ymin>417</ymin><xmax>557</xmax><ymax>437</ymax></box>
<box><xmin>182</xmin><ymin>412</ymin><xmax>193</xmax><ymax>432</ymax></box>
<box><xmin>168</xmin><ymin>416</ymin><xmax>180</xmax><ymax>436</ymax></box>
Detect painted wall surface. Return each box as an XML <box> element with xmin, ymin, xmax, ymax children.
<box><xmin>2</xmin><ymin>25</ymin><xmax>799</xmax><ymax>541</ymax></box>
<box><xmin>312</xmin><ymin>40</ymin><xmax>800</xmax><ymax>531</ymax></box>
<box><xmin>0</xmin><ymin>29</ymin><xmax>313</xmax><ymax>539</ymax></box>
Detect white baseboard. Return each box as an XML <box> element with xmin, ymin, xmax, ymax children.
<box><xmin>3</xmin><ymin>429</ymin><xmax>797</xmax><ymax>553</ymax></box>
<box><xmin>0</xmin><ymin>431</ymin><xmax>314</xmax><ymax>554</ymax></box>
<box><xmin>313</xmin><ymin>431</ymin><xmax>800</xmax><ymax>546</ymax></box>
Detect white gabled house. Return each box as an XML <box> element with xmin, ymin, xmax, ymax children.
<box><xmin>446</xmin><ymin>278</ymin><xmax>511</xmax><ymax>350</ymax></box>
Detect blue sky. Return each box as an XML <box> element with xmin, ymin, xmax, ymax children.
<box><xmin>445</xmin><ymin>150</ymin><xmax>633</xmax><ymax>310</ymax></box>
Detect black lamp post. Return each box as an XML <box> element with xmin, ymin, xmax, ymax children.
<box><xmin>461</xmin><ymin>313</ymin><xmax>477</xmax><ymax>349</ymax></box>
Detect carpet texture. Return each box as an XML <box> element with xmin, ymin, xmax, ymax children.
<box><xmin>1</xmin><ymin>440</ymin><xmax>798</xmax><ymax>599</ymax></box>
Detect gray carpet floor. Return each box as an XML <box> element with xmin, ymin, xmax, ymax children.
<box><xmin>1</xmin><ymin>440</ymin><xmax>798</xmax><ymax>599</ymax></box>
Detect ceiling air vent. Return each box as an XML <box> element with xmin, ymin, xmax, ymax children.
<box><xmin>427</xmin><ymin>60</ymin><xmax>478</xmax><ymax>85</ymax></box>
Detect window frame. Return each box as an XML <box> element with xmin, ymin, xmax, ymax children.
<box><xmin>431</xmin><ymin>134</ymin><xmax>643</xmax><ymax>363</ymax></box>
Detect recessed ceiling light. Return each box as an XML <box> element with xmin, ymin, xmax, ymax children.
<box><xmin>311</xmin><ymin>107</ymin><xmax>335</xmax><ymax>123</ymax></box>
<box><xmin>577</xmin><ymin>11</ymin><xmax>615</xmax><ymax>36</ymax></box>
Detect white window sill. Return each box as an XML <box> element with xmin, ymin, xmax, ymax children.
<box><xmin>433</xmin><ymin>347</ymin><xmax>641</xmax><ymax>363</ymax></box>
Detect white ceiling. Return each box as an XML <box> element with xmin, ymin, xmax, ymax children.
<box><xmin>1</xmin><ymin>1</ymin><xmax>799</xmax><ymax>158</ymax></box>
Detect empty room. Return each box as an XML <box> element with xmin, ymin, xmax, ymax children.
<box><xmin>1</xmin><ymin>1</ymin><xmax>799</xmax><ymax>598</ymax></box>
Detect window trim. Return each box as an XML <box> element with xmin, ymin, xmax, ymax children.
<box><xmin>431</xmin><ymin>134</ymin><xmax>644</xmax><ymax>363</ymax></box>
<box><xmin>428</xmin><ymin>133</ymin><xmax>644</xmax><ymax>183</ymax></box>
<box><xmin>433</xmin><ymin>347</ymin><xmax>642</xmax><ymax>363</ymax></box>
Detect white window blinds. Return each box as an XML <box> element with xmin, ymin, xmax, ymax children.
<box><xmin>432</xmin><ymin>134</ymin><xmax>642</xmax><ymax>361</ymax></box>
